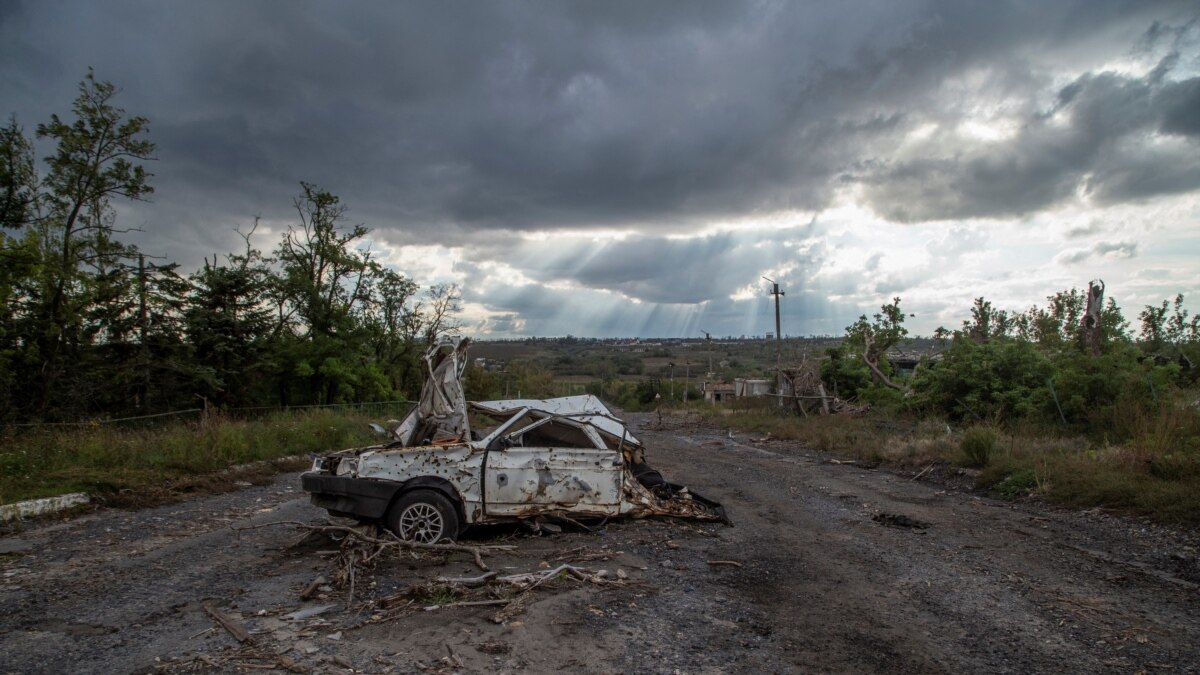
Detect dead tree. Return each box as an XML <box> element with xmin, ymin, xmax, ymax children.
<box><xmin>1082</xmin><ymin>279</ymin><xmax>1105</xmax><ymax>356</ymax></box>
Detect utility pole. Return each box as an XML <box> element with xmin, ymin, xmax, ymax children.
<box><xmin>763</xmin><ymin>277</ymin><xmax>784</xmax><ymax>370</ymax></box>
<box><xmin>701</xmin><ymin>331</ymin><xmax>713</xmax><ymax>376</ymax></box>
<box><xmin>764</xmin><ymin>277</ymin><xmax>785</xmax><ymax>407</ymax></box>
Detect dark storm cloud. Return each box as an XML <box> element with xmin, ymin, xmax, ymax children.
<box><xmin>1159</xmin><ymin>77</ymin><xmax>1200</xmax><ymax>135</ymax></box>
<box><xmin>856</xmin><ymin>16</ymin><xmax>1200</xmax><ymax>221</ymax></box>
<box><xmin>4</xmin><ymin>0</ymin><xmax>1193</xmax><ymax>253</ymax></box>
<box><xmin>2</xmin><ymin>1</ymin><xmax>1198</xmax><ymax>335</ymax></box>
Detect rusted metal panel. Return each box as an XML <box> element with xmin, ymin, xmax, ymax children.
<box><xmin>393</xmin><ymin>336</ymin><xmax>472</xmax><ymax>446</ymax></box>
<box><xmin>471</xmin><ymin>395</ymin><xmax>643</xmax><ymax>448</ymax></box>
<box><xmin>618</xmin><ymin>478</ymin><xmax>725</xmax><ymax>521</ymax></box>
<box><xmin>484</xmin><ymin>446</ymin><xmax>622</xmax><ymax>517</ymax></box>
<box><xmin>356</xmin><ymin>444</ymin><xmax>485</xmax><ymax>523</ymax></box>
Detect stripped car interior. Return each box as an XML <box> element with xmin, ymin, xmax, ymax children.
<box><xmin>302</xmin><ymin>337</ymin><xmax>728</xmax><ymax>542</ymax></box>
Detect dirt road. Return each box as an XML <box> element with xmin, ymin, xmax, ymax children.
<box><xmin>2</xmin><ymin>413</ymin><xmax>1198</xmax><ymax>674</ymax></box>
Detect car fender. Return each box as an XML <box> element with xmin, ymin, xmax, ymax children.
<box><xmin>391</xmin><ymin>476</ymin><xmax>468</xmax><ymax>532</ymax></box>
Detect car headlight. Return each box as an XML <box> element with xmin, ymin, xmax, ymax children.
<box><xmin>334</xmin><ymin>458</ymin><xmax>359</xmax><ymax>476</ymax></box>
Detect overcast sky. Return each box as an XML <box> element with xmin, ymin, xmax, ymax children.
<box><xmin>2</xmin><ymin>1</ymin><xmax>1198</xmax><ymax>338</ymax></box>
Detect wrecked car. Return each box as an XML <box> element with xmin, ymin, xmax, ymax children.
<box><xmin>302</xmin><ymin>337</ymin><xmax>727</xmax><ymax>543</ymax></box>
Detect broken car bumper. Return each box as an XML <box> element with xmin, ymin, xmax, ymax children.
<box><xmin>301</xmin><ymin>472</ymin><xmax>397</xmax><ymax>520</ymax></box>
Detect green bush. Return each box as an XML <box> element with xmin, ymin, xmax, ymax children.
<box><xmin>820</xmin><ymin>346</ymin><xmax>872</xmax><ymax>401</ymax></box>
<box><xmin>858</xmin><ymin>383</ymin><xmax>905</xmax><ymax>410</ymax></box>
<box><xmin>991</xmin><ymin>468</ymin><xmax>1037</xmax><ymax>498</ymax></box>
<box><xmin>960</xmin><ymin>426</ymin><xmax>998</xmax><ymax>467</ymax></box>
<box><xmin>912</xmin><ymin>339</ymin><xmax>1053</xmax><ymax>424</ymax></box>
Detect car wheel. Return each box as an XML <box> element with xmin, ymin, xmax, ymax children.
<box><xmin>386</xmin><ymin>489</ymin><xmax>459</xmax><ymax>543</ymax></box>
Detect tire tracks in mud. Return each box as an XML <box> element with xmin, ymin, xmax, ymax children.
<box><xmin>633</xmin><ymin>416</ymin><xmax>1200</xmax><ymax>674</ymax></box>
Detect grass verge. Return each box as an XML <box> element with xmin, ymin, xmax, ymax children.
<box><xmin>0</xmin><ymin>410</ymin><xmax>379</xmax><ymax>508</ymax></box>
<box><xmin>701</xmin><ymin>399</ymin><xmax>1200</xmax><ymax>525</ymax></box>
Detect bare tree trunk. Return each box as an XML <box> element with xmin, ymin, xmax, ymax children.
<box><xmin>862</xmin><ymin>332</ymin><xmax>909</xmax><ymax>393</ymax></box>
<box><xmin>1082</xmin><ymin>279</ymin><xmax>1104</xmax><ymax>356</ymax></box>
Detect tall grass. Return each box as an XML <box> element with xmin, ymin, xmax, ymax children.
<box><xmin>0</xmin><ymin>410</ymin><xmax>379</xmax><ymax>506</ymax></box>
<box><xmin>960</xmin><ymin>426</ymin><xmax>998</xmax><ymax>467</ymax></box>
<box><xmin>703</xmin><ymin>394</ymin><xmax>1200</xmax><ymax>524</ymax></box>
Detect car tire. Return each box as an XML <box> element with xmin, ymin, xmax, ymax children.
<box><xmin>386</xmin><ymin>489</ymin><xmax>460</xmax><ymax>543</ymax></box>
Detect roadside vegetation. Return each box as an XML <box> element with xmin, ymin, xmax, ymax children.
<box><xmin>706</xmin><ymin>291</ymin><xmax>1200</xmax><ymax>524</ymax></box>
<box><xmin>1</xmin><ymin>72</ymin><xmax>459</xmax><ymax>429</ymax></box>
<box><xmin>0</xmin><ymin>73</ymin><xmax>454</xmax><ymax>510</ymax></box>
<box><xmin>0</xmin><ymin>409</ymin><xmax>379</xmax><ymax>507</ymax></box>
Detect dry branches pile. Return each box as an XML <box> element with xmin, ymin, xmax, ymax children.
<box><xmin>234</xmin><ymin>520</ymin><xmax>517</xmax><ymax>601</ymax></box>
<box><xmin>375</xmin><ymin>562</ymin><xmax>624</xmax><ymax>624</ymax></box>
<box><xmin>233</xmin><ymin>520</ymin><xmax>629</xmax><ymax>629</ymax></box>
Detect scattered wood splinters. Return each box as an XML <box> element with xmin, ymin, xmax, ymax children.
<box><xmin>202</xmin><ymin>604</ymin><xmax>252</xmax><ymax>644</ymax></box>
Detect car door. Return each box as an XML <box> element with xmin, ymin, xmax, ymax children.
<box><xmin>483</xmin><ymin>415</ymin><xmax>622</xmax><ymax>517</ymax></box>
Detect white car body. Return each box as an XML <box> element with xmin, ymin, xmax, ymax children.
<box><xmin>302</xmin><ymin>338</ymin><xmax>727</xmax><ymax>537</ymax></box>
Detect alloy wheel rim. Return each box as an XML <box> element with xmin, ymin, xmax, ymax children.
<box><xmin>399</xmin><ymin>503</ymin><xmax>443</xmax><ymax>543</ymax></box>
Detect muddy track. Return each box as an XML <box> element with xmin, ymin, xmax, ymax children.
<box><xmin>1</xmin><ymin>414</ymin><xmax>1198</xmax><ymax>674</ymax></box>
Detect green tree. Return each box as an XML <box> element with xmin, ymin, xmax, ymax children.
<box><xmin>185</xmin><ymin>226</ymin><xmax>276</xmax><ymax>408</ymax></box>
<box><xmin>275</xmin><ymin>183</ymin><xmax>369</xmax><ymax>339</ymax></box>
<box><xmin>462</xmin><ymin>361</ymin><xmax>503</xmax><ymax>401</ymax></box>
<box><xmin>362</xmin><ymin>266</ymin><xmax>423</xmax><ymax>396</ymax></box>
<box><xmin>507</xmin><ymin>361</ymin><xmax>556</xmax><ymax>399</ymax></box>
<box><xmin>0</xmin><ymin>116</ymin><xmax>37</xmax><ymax>230</ymax></box>
<box><xmin>1015</xmin><ymin>288</ymin><xmax>1128</xmax><ymax>355</ymax></box>
<box><xmin>842</xmin><ymin>297</ymin><xmax>911</xmax><ymax>392</ymax></box>
<box><xmin>1139</xmin><ymin>293</ymin><xmax>1198</xmax><ymax>377</ymax></box>
<box><xmin>962</xmin><ymin>297</ymin><xmax>1014</xmax><ymax>342</ymax></box>
<box><xmin>272</xmin><ymin>183</ymin><xmax>388</xmax><ymax>404</ymax></box>
<box><xmin>1140</xmin><ymin>294</ymin><xmax>1197</xmax><ymax>353</ymax></box>
<box><xmin>78</xmin><ymin>253</ymin><xmax>191</xmax><ymax>414</ymax></box>
<box><xmin>6</xmin><ymin>70</ymin><xmax>156</xmax><ymax>418</ymax></box>
<box><xmin>0</xmin><ymin>118</ymin><xmax>39</xmax><ymax>417</ymax></box>
<box><xmin>820</xmin><ymin>344</ymin><xmax>871</xmax><ymax>400</ymax></box>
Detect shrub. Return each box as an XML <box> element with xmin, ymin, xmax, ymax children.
<box><xmin>960</xmin><ymin>426</ymin><xmax>998</xmax><ymax>467</ymax></box>
<box><xmin>911</xmin><ymin>338</ymin><xmax>1053</xmax><ymax>424</ymax></box>
<box><xmin>820</xmin><ymin>345</ymin><xmax>872</xmax><ymax>400</ymax></box>
<box><xmin>992</xmin><ymin>468</ymin><xmax>1038</xmax><ymax>498</ymax></box>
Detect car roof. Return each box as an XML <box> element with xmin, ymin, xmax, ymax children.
<box><xmin>470</xmin><ymin>394</ymin><xmax>643</xmax><ymax>448</ymax></box>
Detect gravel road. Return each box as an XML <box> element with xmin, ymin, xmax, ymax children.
<box><xmin>2</xmin><ymin>413</ymin><xmax>1198</xmax><ymax>674</ymax></box>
